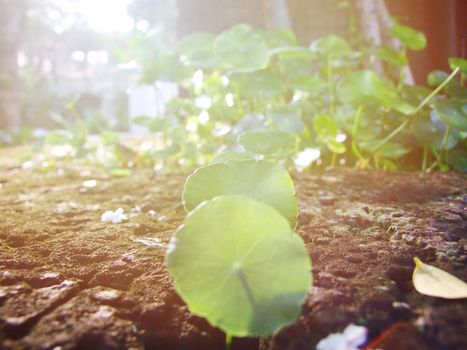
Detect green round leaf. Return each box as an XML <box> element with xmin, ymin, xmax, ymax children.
<box><xmin>276</xmin><ymin>50</ymin><xmax>315</xmax><ymax>78</ymax></box>
<box><xmin>183</xmin><ymin>160</ymin><xmax>298</xmax><ymax>227</ymax></box>
<box><xmin>433</xmin><ymin>99</ymin><xmax>467</xmax><ymax>131</ymax></box>
<box><xmin>336</xmin><ymin>70</ymin><xmax>399</xmax><ymax>108</ymax></box>
<box><xmin>267</xmin><ymin>109</ymin><xmax>305</xmax><ymax>134</ymax></box>
<box><xmin>239</xmin><ymin>130</ymin><xmax>298</xmax><ymax>156</ymax></box>
<box><xmin>427</xmin><ymin>70</ymin><xmax>466</xmax><ymax>98</ymax></box>
<box><xmin>214</xmin><ymin>24</ymin><xmax>269</xmax><ymax>72</ymax></box>
<box><xmin>167</xmin><ymin>195</ymin><xmax>311</xmax><ymax>337</ymax></box>
<box><xmin>314</xmin><ymin>114</ymin><xmax>338</xmax><ymax>138</ymax></box>
<box><xmin>449</xmin><ymin>57</ymin><xmax>467</xmax><ymax>75</ymax></box>
<box><xmin>178</xmin><ymin>33</ymin><xmax>219</xmax><ymax>68</ymax></box>
<box><xmin>268</xmin><ymin>46</ymin><xmax>311</xmax><ymax>56</ymax></box>
<box><xmin>266</xmin><ymin>28</ymin><xmax>299</xmax><ymax>48</ymax></box>
<box><xmin>287</xmin><ymin>76</ymin><xmax>327</xmax><ymax>95</ymax></box>
<box><xmin>411</xmin><ymin>113</ymin><xmax>458</xmax><ymax>150</ymax></box>
<box><xmin>326</xmin><ymin>140</ymin><xmax>346</xmax><ymax>154</ymax></box>
<box><xmin>445</xmin><ymin>147</ymin><xmax>467</xmax><ymax>172</ymax></box>
<box><xmin>390</xmin><ymin>24</ymin><xmax>426</xmax><ymax>51</ymax></box>
<box><xmin>210</xmin><ymin>151</ymin><xmax>255</xmax><ymax>164</ymax></box>
<box><xmin>234</xmin><ymin>70</ymin><xmax>283</xmax><ymax>98</ymax></box>
<box><xmin>400</xmin><ymin>84</ymin><xmax>432</xmax><ymax>106</ymax></box>
<box><xmin>309</xmin><ymin>35</ymin><xmax>351</xmax><ymax>57</ymax></box>
<box><xmin>360</xmin><ymin>140</ymin><xmax>410</xmax><ymax>159</ymax></box>
<box><xmin>141</xmin><ymin>51</ymin><xmax>192</xmax><ymax>83</ymax></box>
<box><xmin>427</xmin><ymin>70</ymin><xmax>450</xmax><ymax>87</ymax></box>
<box><xmin>377</xmin><ymin>47</ymin><xmax>408</xmax><ymax>67</ymax></box>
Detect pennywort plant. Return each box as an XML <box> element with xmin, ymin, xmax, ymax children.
<box><xmin>135</xmin><ymin>22</ymin><xmax>465</xmax><ymax>172</ymax></box>
<box><xmin>166</xmin><ymin>159</ymin><xmax>312</xmax><ymax>347</ymax></box>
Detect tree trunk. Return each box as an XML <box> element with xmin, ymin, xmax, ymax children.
<box><xmin>356</xmin><ymin>0</ymin><xmax>385</xmax><ymax>75</ymax></box>
<box><xmin>0</xmin><ymin>0</ymin><xmax>25</xmax><ymax>131</ymax></box>
<box><xmin>261</xmin><ymin>0</ymin><xmax>292</xmax><ymax>30</ymax></box>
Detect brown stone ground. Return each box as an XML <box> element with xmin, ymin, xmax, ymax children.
<box><xmin>0</xmin><ymin>151</ymin><xmax>466</xmax><ymax>350</ymax></box>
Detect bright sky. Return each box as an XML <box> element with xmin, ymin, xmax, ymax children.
<box><xmin>56</xmin><ymin>0</ymin><xmax>134</xmax><ymax>33</ymax></box>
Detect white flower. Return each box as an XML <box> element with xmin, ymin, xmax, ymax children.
<box><xmin>316</xmin><ymin>324</ymin><xmax>367</xmax><ymax>350</ymax></box>
<box><xmin>100</xmin><ymin>208</ymin><xmax>127</xmax><ymax>223</ymax></box>
<box><xmin>294</xmin><ymin>148</ymin><xmax>321</xmax><ymax>171</ymax></box>
<box><xmin>51</xmin><ymin>144</ymin><xmax>74</xmax><ymax>158</ymax></box>
<box><xmin>198</xmin><ymin>111</ymin><xmax>210</xmax><ymax>124</ymax></box>
<box><xmin>82</xmin><ymin>180</ymin><xmax>97</xmax><ymax>188</ymax></box>
<box><xmin>194</xmin><ymin>95</ymin><xmax>212</xmax><ymax>109</ymax></box>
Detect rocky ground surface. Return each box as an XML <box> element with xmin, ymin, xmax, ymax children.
<box><xmin>0</xmin><ymin>151</ymin><xmax>466</xmax><ymax>350</ymax></box>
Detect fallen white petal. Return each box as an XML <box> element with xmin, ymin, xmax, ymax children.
<box><xmin>101</xmin><ymin>208</ymin><xmax>127</xmax><ymax>223</ymax></box>
<box><xmin>316</xmin><ymin>324</ymin><xmax>367</xmax><ymax>350</ymax></box>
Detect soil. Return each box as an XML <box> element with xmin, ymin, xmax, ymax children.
<box><xmin>0</xmin><ymin>149</ymin><xmax>466</xmax><ymax>350</ymax></box>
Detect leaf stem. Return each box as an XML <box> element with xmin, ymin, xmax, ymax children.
<box><xmin>430</xmin><ymin>148</ymin><xmax>444</xmax><ymax>172</ymax></box>
<box><xmin>374</xmin><ymin>154</ymin><xmax>380</xmax><ymax>170</ymax></box>
<box><xmin>397</xmin><ymin>45</ymin><xmax>407</xmax><ymax>88</ymax></box>
<box><xmin>422</xmin><ymin>145</ymin><xmax>428</xmax><ymax>171</ymax></box>
<box><xmin>441</xmin><ymin>126</ymin><xmax>451</xmax><ymax>150</ymax></box>
<box><xmin>369</xmin><ymin>67</ymin><xmax>460</xmax><ymax>157</ymax></box>
<box><xmin>426</xmin><ymin>160</ymin><xmax>438</xmax><ymax>172</ymax></box>
<box><xmin>440</xmin><ymin>125</ymin><xmax>451</xmax><ymax>165</ymax></box>
<box><xmin>351</xmin><ymin>105</ymin><xmax>365</xmax><ymax>163</ymax></box>
<box><xmin>327</xmin><ymin>54</ymin><xmax>335</xmax><ymax>114</ymax></box>
<box><xmin>225</xmin><ymin>333</ymin><xmax>233</xmax><ymax>350</ymax></box>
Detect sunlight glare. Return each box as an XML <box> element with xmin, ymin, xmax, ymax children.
<box><xmin>57</xmin><ymin>0</ymin><xmax>134</xmax><ymax>33</ymax></box>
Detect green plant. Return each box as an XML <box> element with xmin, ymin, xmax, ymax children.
<box><xmin>168</xmin><ymin>157</ymin><xmax>311</xmax><ymax>347</ymax></box>
<box><xmin>167</xmin><ymin>195</ymin><xmax>311</xmax><ymax>341</ymax></box>
<box><xmin>183</xmin><ymin>159</ymin><xmax>298</xmax><ymax>227</ymax></box>
<box><xmin>132</xmin><ymin>22</ymin><xmax>465</xmax><ymax>173</ymax></box>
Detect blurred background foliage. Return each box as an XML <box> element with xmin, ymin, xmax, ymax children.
<box><xmin>0</xmin><ymin>0</ymin><xmax>465</xmax><ymax>172</ymax></box>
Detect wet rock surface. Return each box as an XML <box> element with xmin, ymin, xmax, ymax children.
<box><xmin>0</xmin><ymin>163</ymin><xmax>466</xmax><ymax>350</ymax></box>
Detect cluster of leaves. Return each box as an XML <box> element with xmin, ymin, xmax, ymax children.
<box><xmin>1</xmin><ymin>98</ymin><xmax>148</xmax><ymax>177</ymax></box>
<box><xmin>166</xmin><ymin>158</ymin><xmax>312</xmax><ymax>340</ymax></box>
<box><xmin>134</xmin><ymin>23</ymin><xmax>466</xmax><ymax>172</ymax></box>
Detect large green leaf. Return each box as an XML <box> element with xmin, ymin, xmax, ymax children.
<box><xmin>309</xmin><ymin>34</ymin><xmax>351</xmax><ymax>57</ymax></box>
<box><xmin>177</xmin><ymin>33</ymin><xmax>219</xmax><ymax>68</ymax></box>
<box><xmin>167</xmin><ymin>195</ymin><xmax>311</xmax><ymax>336</ymax></box>
<box><xmin>214</xmin><ymin>24</ymin><xmax>269</xmax><ymax>72</ymax></box>
<box><xmin>336</xmin><ymin>70</ymin><xmax>399</xmax><ymax>108</ymax></box>
<box><xmin>390</xmin><ymin>24</ymin><xmax>426</xmax><ymax>51</ymax></box>
<box><xmin>183</xmin><ymin>160</ymin><xmax>298</xmax><ymax>227</ymax></box>
<box><xmin>239</xmin><ymin>130</ymin><xmax>298</xmax><ymax>156</ymax></box>
<box><xmin>433</xmin><ymin>99</ymin><xmax>467</xmax><ymax>131</ymax></box>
